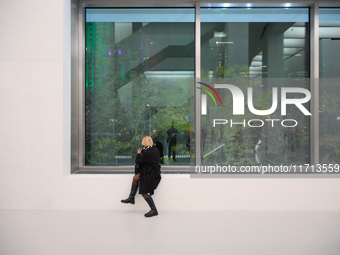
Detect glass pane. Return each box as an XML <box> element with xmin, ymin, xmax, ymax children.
<box><xmin>85</xmin><ymin>8</ymin><xmax>195</xmax><ymax>166</ymax></box>
<box><xmin>200</xmin><ymin>8</ymin><xmax>310</xmax><ymax>165</ymax></box>
<box><xmin>319</xmin><ymin>9</ymin><xmax>340</xmax><ymax>164</ymax></box>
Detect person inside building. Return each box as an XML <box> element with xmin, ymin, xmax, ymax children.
<box><xmin>167</xmin><ymin>124</ymin><xmax>178</xmax><ymax>161</ymax></box>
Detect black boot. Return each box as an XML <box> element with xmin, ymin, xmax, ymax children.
<box><xmin>144</xmin><ymin>195</ymin><xmax>158</xmax><ymax>217</ymax></box>
<box><xmin>121</xmin><ymin>183</ymin><xmax>138</xmax><ymax>204</ymax></box>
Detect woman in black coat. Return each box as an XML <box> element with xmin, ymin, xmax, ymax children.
<box><xmin>121</xmin><ymin>136</ymin><xmax>161</xmax><ymax>217</ymax></box>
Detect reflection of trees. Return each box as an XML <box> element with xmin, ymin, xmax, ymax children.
<box><xmin>119</xmin><ymin>75</ymin><xmax>192</xmax><ymax>157</ymax></box>
<box><xmin>85</xmin><ymin>22</ymin><xmax>194</xmax><ymax>166</ymax></box>
<box><xmin>201</xmin><ymin>83</ymin><xmax>260</xmax><ymax>165</ymax></box>
<box><xmin>320</xmin><ymin>79</ymin><xmax>340</xmax><ymax>164</ymax></box>
<box><xmin>200</xmin><ymin>72</ymin><xmax>310</xmax><ymax>165</ymax></box>
<box><xmin>85</xmin><ymin>68</ymin><xmax>134</xmax><ymax>165</ymax></box>
<box><xmin>86</xmin><ymin>70</ymin><xmax>192</xmax><ymax>165</ymax></box>
<box><xmin>146</xmin><ymin>77</ymin><xmax>192</xmax><ymax>160</ymax></box>
<box><xmin>86</xmin><ymin>63</ymin><xmax>192</xmax><ymax>164</ymax></box>
<box><xmin>200</xmin><ymin>72</ymin><xmax>260</xmax><ymax>165</ymax></box>
<box><xmin>255</xmin><ymin>79</ymin><xmax>310</xmax><ymax>165</ymax></box>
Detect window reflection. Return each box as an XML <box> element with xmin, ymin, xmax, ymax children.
<box><xmin>319</xmin><ymin>8</ymin><xmax>340</xmax><ymax>164</ymax></box>
<box><xmin>200</xmin><ymin>8</ymin><xmax>310</xmax><ymax>165</ymax></box>
<box><xmin>85</xmin><ymin>9</ymin><xmax>195</xmax><ymax>166</ymax></box>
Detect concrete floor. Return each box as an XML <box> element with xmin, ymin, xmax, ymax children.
<box><xmin>1</xmin><ymin>210</ymin><xmax>340</xmax><ymax>255</ymax></box>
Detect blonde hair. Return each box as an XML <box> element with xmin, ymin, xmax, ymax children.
<box><xmin>142</xmin><ymin>136</ymin><xmax>153</xmax><ymax>147</ymax></box>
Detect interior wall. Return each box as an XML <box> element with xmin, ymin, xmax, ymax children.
<box><xmin>1</xmin><ymin>0</ymin><xmax>340</xmax><ymax>211</ymax></box>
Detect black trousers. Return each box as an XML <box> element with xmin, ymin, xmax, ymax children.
<box><xmin>168</xmin><ymin>143</ymin><xmax>176</xmax><ymax>159</ymax></box>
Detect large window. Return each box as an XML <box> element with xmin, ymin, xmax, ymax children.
<box><xmin>74</xmin><ymin>4</ymin><xmax>340</xmax><ymax>173</ymax></box>
<box><xmin>319</xmin><ymin>8</ymin><xmax>340</xmax><ymax>164</ymax></box>
<box><xmin>85</xmin><ymin>9</ymin><xmax>195</xmax><ymax>166</ymax></box>
<box><xmin>200</xmin><ymin>8</ymin><xmax>310</xmax><ymax>165</ymax></box>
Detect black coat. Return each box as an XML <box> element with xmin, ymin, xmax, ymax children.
<box><xmin>135</xmin><ymin>146</ymin><xmax>161</xmax><ymax>195</ymax></box>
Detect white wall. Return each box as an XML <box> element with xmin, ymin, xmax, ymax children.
<box><xmin>1</xmin><ymin>0</ymin><xmax>340</xmax><ymax>211</ymax></box>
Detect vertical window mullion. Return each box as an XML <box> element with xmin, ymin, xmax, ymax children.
<box><xmin>79</xmin><ymin>3</ymin><xmax>86</xmax><ymax>170</ymax></box>
<box><xmin>310</xmin><ymin>3</ymin><xmax>320</xmax><ymax>166</ymax></box>
<box><xmin>195</xmin><ymin>2</ymin><xmax>201</xmax><ymax>167</ymax></box>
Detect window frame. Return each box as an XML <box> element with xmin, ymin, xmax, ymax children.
<box><xmin>71</xmin><ymin>1</ymin><xmax>340</xmax><ymax>175</ymax></box>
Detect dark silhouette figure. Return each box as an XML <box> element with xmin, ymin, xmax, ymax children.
<box><xmin>167</xmin><ymin>125</ymin><xmax>178</xmax><ymax>161</ymax></box>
